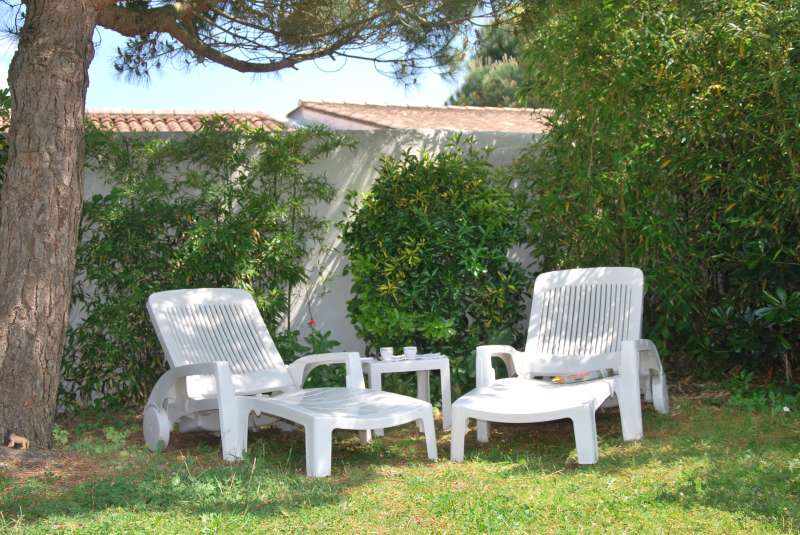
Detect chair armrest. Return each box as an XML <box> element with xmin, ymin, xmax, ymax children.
<box><xmin>147</xmin><ymin>362</ymin><xmax>236</xmax><ymax>409</ymax></box>
<box><xmin>617</xmin><ymin>338</ymin><xmax>670</xmax><ymax>435</ymax></box>
<box><xmin>629</xmin><ymin>339</ymin><xmax>669</xmax><ymax>414</ymax></box>
<box><xmin>632</xmin><ymin>339</ymin><xmax>665</xmax><ymax>376</ymax></box>
<box><xmin>287</xmin><ymin>352</ymin><xmax>365</xmax><ymax>390</ymax></box>
<box><xmin>476</xmin><ymin>345</ymin><xmax>521</xmax><ymax>388</ymax></box>
<box><xmin>145</xmin><ymin>362</ymin><xmax>241</xmax><ymax>458</ymax></box>
<box><xmin>619</xmin><ymin>341</ymin><xmax>642</xmax><ymax>383</ymax></box>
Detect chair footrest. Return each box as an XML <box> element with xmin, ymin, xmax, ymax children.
<box><xmin>244</xmin><ymin>387</ymin><xmax>433</xmax><ymax>430</ymax></box>
<box><xmin>454</xmin><ymin>378</ymin><xmax>614</xmax><ymax>420</ymax></box>
<box><xmin>451</xmin><ymin>378</ymin><xmax>606</xmax><ymax>464</ymax></box>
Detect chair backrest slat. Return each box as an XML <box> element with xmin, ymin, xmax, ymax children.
<box><xmin>524</xmin><ymin>267</ymin><xmax>644</xmax><ymax>374</ymax></box>
<box><xmin>147</xmin><ymin>288</ymin><xmax>289</xmax><ymax>378</ymax></box>
<box><xmin>219</xmin><ymin>304</ymin><xmax>260</xmax><ymax>372</ymax></box>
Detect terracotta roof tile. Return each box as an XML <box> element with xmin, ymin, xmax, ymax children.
<box><xmin>87</xmin><ymin>111</ymin><xmax>283</xmax><ymax>133</ymax></box>
<box><xmin>292</xmin><ymin>101</ymin><xmax>552</xmax><ymax>133</ymax></box>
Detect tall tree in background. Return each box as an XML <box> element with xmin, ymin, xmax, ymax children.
<box><xmin>447</xmin><ymin>23</ymin><xmax>528</xmax><ymax>107</ymax></box>
<box><xmin>0</xmin><ymin>0</ymin><xmax>505</xmax><ymax>447</ymax></box>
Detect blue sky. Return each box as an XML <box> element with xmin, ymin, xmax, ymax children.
<box><xmin>0</xmin><ymin>28</ymin><xmax>461</xmax><ymax>121</ymax></box>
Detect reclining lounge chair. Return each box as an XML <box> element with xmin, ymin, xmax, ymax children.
<box><xmin>451</xmin><ymin>267</ymin><xmax>669</xmax><ymax>464</ymax></box>
<box><xmin>143</xmin><ymin>288</ymin><xmax>437</xmax><ymax>477</ymax></box>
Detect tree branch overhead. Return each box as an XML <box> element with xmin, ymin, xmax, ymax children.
<box><xmin>95</xmin><ymin>0</ymin><xmax>496</xmax><ymax>78</ymax></box>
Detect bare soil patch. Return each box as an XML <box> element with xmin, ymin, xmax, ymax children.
<box><xmin>0</xmin><ymin>447</ymin><xmax>106</xmax><ymax>485</ymax></box>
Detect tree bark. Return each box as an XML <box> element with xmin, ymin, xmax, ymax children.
<box><xmin>0</xmin><ymin>1</ymin><xmax>98</xmax><ymax>447</ymax></box>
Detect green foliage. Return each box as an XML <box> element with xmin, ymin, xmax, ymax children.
<box><xmin>448</xmin><ymin>24</ymin><xmax>527</xmax><ymax>107</ymax></box>
<box><xmin>277</xmin><ymin>321</ymin><xmax>347</xmax><ymax>388</ymax></box>
<box><xmin>106</xmin><ymin>0</ymin><xmax>497</xmax><ymax>84</ymax></box>
<box><xmin>60</xmin><ymin>119</ymin><xmax>351</xmax><ymax>409</ymax></box>
<box><xmin>754</xmin><ymin>289</ymin><xmax>800</xmax><ymax>383</ymax></box>
<box><xmin>51</xmin><ymin>424</ymin><xmax>70</xmax><ymax>448</ymax></box>
<box><xmin>513</xmin><ymin>0</ymin><xmax>800</xmax><ymax>378</ymax></box>
<box><xmin>69</xmin><ymin>425</ymin><xmax>133</xmax><ymax>456</ymax></box>
<box><xmin>340</xmin><ymin>137</ymin><xmax>530</xmax><ymax>397</ymax></box>
<box><xmin>303</xmin><ymin>323</ymin><xmax>341</xmax><ymax>355</ymax></box>
<box><xmin>726</xmin><ymin>371</ymin><xmax>799</xmax><ymax>414</ymax></box>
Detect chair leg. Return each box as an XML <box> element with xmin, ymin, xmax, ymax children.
<box><xmin>416</xmin><ymin>371</ymin><xmax>430</xmax><ymax>432</ymax></box>
<box><xmin>571</xmin><ymin>403</ymin><xmax>599</xmax><ymax>465</ymax></box>
<box><xmin>369</xmin><ymin>371</ymin><xmax>384</xmax><ymax>437</ymax></box>
<box><xmin>476</xmin><ymin>419</ymin><xmax>491</xmax><ymax>443</ymax></box>
<box><xmin>616</xmin><ymin>378</ymin><xmax>644</xmax><ymax>441</ymax></box>
<box><xmin>440</xmin><ymin>362</ymin><xmax>452</xmax><ymax>431</ymax></box>
<box><xmin>642</xmin><ymin>374</ymin><xmax>653</xmax><ymax>403</ymax></box>
<box><xmin>450</xmin><ymin>407</ymin><xmax>468</xmax><ymax>462</ymax></box>
<box><xmin>240</xmin><ymin>410</ymin><xmax>250</xmax><ymax>453</ymax></box>
<box><xmin>221</xmin><ymin>406</ymin><xmax>247</xmax><ymax>462</ymax></box>
<box><xmin>652</xmin><ymin>374</ymin><xmax>670</xmax><ymax>415</ymax></box>
<box><xmin>419</xmin><ymin>410</ymin><xmax>438</xmax><ymax>460</ymax></box>
<box><xmin>305</xmin><ymin>422</ymin><xmax>334</xmax><ymax>477</ymax></box>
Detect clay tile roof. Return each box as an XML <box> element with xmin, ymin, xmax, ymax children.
<box><xmin>87</xmin><ymin>111</ymin><xmax>283</xmax><ymax>133</ymax></box>
<box><xmin>292</xmin><ymin>101</ymin><xmax>552</xmax><ymax>133</ymax></box>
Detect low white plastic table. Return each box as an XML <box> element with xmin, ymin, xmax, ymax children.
<box><xmin>361</xmin><ymin>354</ymin><xmax>452</xmax><ymax>436</ymax></box>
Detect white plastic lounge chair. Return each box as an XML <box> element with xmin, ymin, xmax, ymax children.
<box><xmin>450</xmin><ymin>267</ymin><xmax>669</xmax><ymax>464</ymax></box>
<box><xmin>143</xmin><ymin>288</ymin><xmax>437</xmax><ymax>477</ymax></box>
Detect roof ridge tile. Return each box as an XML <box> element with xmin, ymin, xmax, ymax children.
<box><xmin>84</xmin><ymin>110</ymin><xmax>283</xmax><ymax>133</ymax></box>
<box><xmin>289</xmin><ymin>101</ymin><xmax>552</xmax><ymax>133</ymax></box>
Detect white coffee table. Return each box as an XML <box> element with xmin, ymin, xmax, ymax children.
<box><xmin>361</xmin><ymin>354</ymin><xmax>452</xmax><ymax>436</ymax></box>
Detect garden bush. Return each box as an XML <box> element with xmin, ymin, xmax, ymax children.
<box><xmin>513</xmin><ymin>0</ymin><xmax>800</xmax><ymax>380</ymax></box>
<box><xmin>340</xmin><ymin>138</ymin><xmax>530</xmax><ymax>397</ymax></box>
<box><xmin>61</xmin><ymin>119</ymin><xmax>351</xmax><ymax>408</ymax></box>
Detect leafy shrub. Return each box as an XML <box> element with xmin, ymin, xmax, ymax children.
<box><xmin>340</xmin><ymin>138</ymin><xmax>530</xmax><ymax>397</ymax></box>
<box><xmin>754</xmin><ymin>289</ymin><xmax>800</xmax><ymax>383</ymax></box>
<box><xmin>726</xmin><ymin>371</ymin><xmax>799</xmax><ymax>414</ymax></box>
<box><xmin>61</xmin><ymin>119</ymin><xmax>351</xmax><ymax>408</ymax></box>
<box><xmin>513</xmin><ymin>0</ymin><xmax>800</xmax><ymax>378</ymax></box>
<box><xmin>51</xmin><ymin>424</ymin><xmax>70</xmax><ymax>447</ymax></box>
<box><xmin>277</xmin><ymin>320</ymin><xmax>347</xmax><ymax>388</ymax></box>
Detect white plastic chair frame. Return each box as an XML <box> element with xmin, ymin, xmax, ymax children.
<box><xmin>451</xmin><ymin>267</ymin><xmax>669</xmax><ymax>463</ymax></box>
<box><xmin>144</xmin><ymin>288</ymin><xmax>437</xmax><ymax>477</ymax></box>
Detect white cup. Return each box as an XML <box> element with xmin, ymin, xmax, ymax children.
<box><xmin>403</xmin><ymin>346</ymin><xmax>418</xmax><ymax>359</ymax></box>
<box><xmin>379</xmin><ymin>347</ymin><xmax>394</xmax><ymax>361</ymax></box>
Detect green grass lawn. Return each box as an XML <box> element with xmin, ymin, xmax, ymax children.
<box><xmin>1</xmin><ymin>394</ymin><xmax>798</xmax><ymax>534</ymax></box>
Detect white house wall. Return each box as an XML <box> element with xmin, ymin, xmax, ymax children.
<box><xmin>75</xmin><ymin>128</ymin><xmax>539</xmax><ymax>358</ymax></box>
<box><xmin>288</xmin><ymin>108</ymin><xmax>377</xmax><ymax>130</ymax></box>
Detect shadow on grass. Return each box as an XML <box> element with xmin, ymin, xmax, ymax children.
<box><xmin>0</xmin><ymin>422</ymin><xmax>434</xmax><ymax>524</ymax></box>
<box><xmin>2</xmin><ymin>400</ymin><xmax>798</xmax><ymax>530</ymax></box>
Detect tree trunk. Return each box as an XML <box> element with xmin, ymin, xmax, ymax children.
<box><xmin>0</xmin><ymin>1</ymin><xmax>98</xmax><ymax>447</ymax></box>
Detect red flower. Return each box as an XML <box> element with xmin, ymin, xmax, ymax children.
<box><xmin>307</xmin><ymin>319</ymin><xmax>316</xmax><ymax>328</ymax></box>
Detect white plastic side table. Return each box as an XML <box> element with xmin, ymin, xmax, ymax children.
<box><xmin>361</xmin><ymin>355</ymin><xmax>452</xmax><ymax>436</ymax></box>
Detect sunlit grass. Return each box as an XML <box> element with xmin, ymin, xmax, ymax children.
<box><xmin>1</xmin><ymin>395</ymin><xmax>798</xmax><ymax>534</ymax></box>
